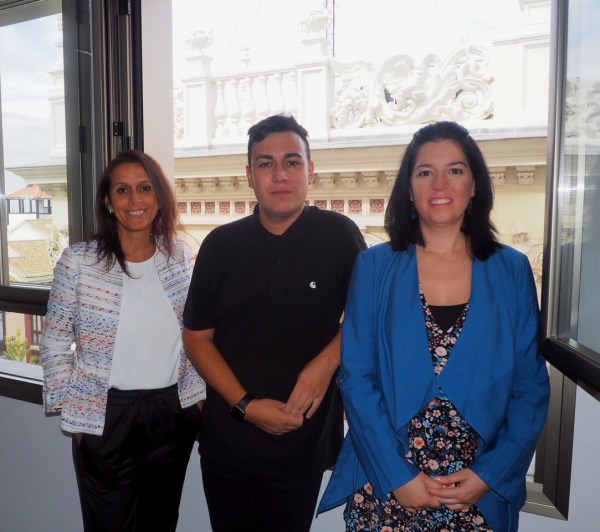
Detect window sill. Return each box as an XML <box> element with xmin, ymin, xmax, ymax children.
<box><xmin>541</xmin><ymin>337</ymin><xmax>600</xmax><ymax>393</ymax></box>
<box><xmin>0</xmin><ymin>358</ymin><xmax>42</xmax><ymax>403</ymax></box>
<box><xmin>0</xmin><ymin>374</ymin><xmax>42</xmax><ymax>404</ymax></box>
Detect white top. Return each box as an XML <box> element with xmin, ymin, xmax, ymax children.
<box><xmin>109</xmin><ymin>253</ymin><xmax>181</xmax><ymax>390</ymax></box>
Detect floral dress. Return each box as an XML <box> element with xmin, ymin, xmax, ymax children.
<box><xmin>344</xmin><ymin>290</ymin><xmax>493</xmax><ymax>531</ymax></box>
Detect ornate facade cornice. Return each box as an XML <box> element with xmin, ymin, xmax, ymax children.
<box><xmin>175</xmin><ymin>165</ymin><xmax>542</xmax><ymax>200</ymax></box>
<box><xmin>516</xmin><ymin>166</ymin><xmax>536</xmax><ymax>185</ymax></box>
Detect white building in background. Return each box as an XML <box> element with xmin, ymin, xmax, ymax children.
<box><xmin>9</xmin><ymin>3</ymin><xmax>600</xmax><ymax>532</ymax></box>
<box><xmin>171</xmin><ymin>0</ymin><xmax>550</xmax><ymax>290</ymax></box>
<box><xmin>8</xmin><ymin>0</ymin><xmax>551</xmax><ymax>285</ymax></box>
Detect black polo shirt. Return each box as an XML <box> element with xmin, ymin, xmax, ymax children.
<box><xmin>184</xmin><ymin>206</ymin><xmax>366</xmax><ymax>478</ymax></box>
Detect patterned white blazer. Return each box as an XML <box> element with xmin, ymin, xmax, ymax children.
<box><xmin>41</xmin><ymin>239</ymin><xmax>205</xmax><ymax>435</ymax></box>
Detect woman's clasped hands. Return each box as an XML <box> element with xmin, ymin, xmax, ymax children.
<box><xmin>393</xmin><ymin>468</ymin><xmax>490</xmax><ymax>514</ymax></box>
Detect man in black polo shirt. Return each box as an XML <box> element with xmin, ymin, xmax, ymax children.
<box><xmin>183</xmin><ymin>114</ymin><xmax>366</xmax><ymax>532</ymax></box>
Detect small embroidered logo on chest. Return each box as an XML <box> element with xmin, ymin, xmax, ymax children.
<box><xmin>309</xmin><ymin>281</ymin><xmax>317</xmax><ymax>289</ymax></box>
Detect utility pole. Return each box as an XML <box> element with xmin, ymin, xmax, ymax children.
<box><xmin>325</xmin><ymin>0</ymin><xmax>336</xmax><ymax>56</ymax></box>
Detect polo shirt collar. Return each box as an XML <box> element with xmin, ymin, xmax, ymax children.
<box><xmin>252</xmin><ymin>205</ymin><xmax>312</xmax><ymax>240</ymax></box>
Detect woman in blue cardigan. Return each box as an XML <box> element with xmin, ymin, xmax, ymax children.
<box><xmin>319</xmin><ymin>121</ymin><xmax>550</xmax><ymax>531</ymax></box>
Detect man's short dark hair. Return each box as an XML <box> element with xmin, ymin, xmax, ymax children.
<box><xmin>247</xmin><ymin>114</ymin><xmax>311</xmax><ymax>166</ymax></box>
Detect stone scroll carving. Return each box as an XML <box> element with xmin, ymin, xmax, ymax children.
<box><xmin>331</xmin><ymin>44</ymin><xmax>493</xmax><ymax>129</ymax></box>
<box><xmin>564</xmin><ymin>78</ymin><xmax>600</xmax><ymax>138</ymax></box>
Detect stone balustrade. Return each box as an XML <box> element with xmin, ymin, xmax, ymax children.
<box><xmin>174</xmin><ymin>2</ymin><xmax>551</xmax><ymax>154</ymax></box>
<box><xmin>176</xmin><ymin>42</ymin><xmax>499</xmax><ymax>151</ymax></box>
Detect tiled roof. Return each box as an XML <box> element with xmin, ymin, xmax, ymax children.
<box><xmin>6</xmin><ymin>184</ymin><xmax>52</xmax><ymax>199</ymax></box>
<box><xmin>8</xmin><ymin>240</ymin><xmax>54</xmax><ymax>284</ymax></box>
<box><xmin>7</xmin><ymin>219</ymin><xmax>57</xmax><ymax>285</ymax></box>
<box><xmin>7</xmin><ymin>218</ymin><xmax>54</xmax><ymax>241</ymax></box>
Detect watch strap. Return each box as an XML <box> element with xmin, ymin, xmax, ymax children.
<box><xmin>231</xmin><ymin>393</ymin><xmax>253</xmax><ymax>422</ymax></box>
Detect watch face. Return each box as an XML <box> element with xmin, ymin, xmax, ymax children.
<box><xmin>231</xmin><ymin>394</ymin><xmax>252</xmax><ymax>422</ymax></box>
<box><xmin>231</xmin><ymin>404</ymin><xmax>245</xmax><ymax>422</ymax></box>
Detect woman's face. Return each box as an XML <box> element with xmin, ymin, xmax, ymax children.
<box><xmin>410</xmin><ymin>139</ymin><xmax>475</xmax><ymax>232</ymax></box>
<box><xmin>105</xmin><ymin>162</ymin><xmax>159</xmax><ymax>241</ymax></box>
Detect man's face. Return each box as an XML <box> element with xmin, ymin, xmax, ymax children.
<box><xmin>246</xmin><ymin>131</ymin><xmax>314</xmax><ymax>234</ymax></box>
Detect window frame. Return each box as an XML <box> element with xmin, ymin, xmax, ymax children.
<box><xmin>0</xmin><ymin>0</ymin><xmax>88</xmax><ymax>314</ymax></box>
<box><xmin>540</xmin><ymin>0</ymin><xmax>600</xmax><ymax>394</ymax></box>
<box><xmin>531</xmin><ymin>0</ymin><xmax>600</xmax><ymax>520</ymax></box>
<box><xmin>0</xmin><ymin>0</ymin><xmax>583</xmax><ymax>523</ymax></box>
<box><xmin>0</xmin><ymin>0</ymin><xmax>142</xmax><ymax>402</ymax></box>
<box><xmin>541</xmin><ymin>0</ymin><xmax>600</xmax><ymax>391</ymax></box>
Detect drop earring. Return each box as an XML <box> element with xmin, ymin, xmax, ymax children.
<box><xmin>410</xmin><ymin>203</ymin><xmax>417</xmax><ymax>221</ymax></box>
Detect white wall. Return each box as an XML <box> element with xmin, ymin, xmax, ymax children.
<box><xmin>0</xmin><ymin>396</ymin><xmax>82</xmax><ymax>531</ymax></box>
<box><xmin>0</xmin><ymin>386</ymin><xmax>598</xmax><ymax>531</ymax></box>
<box><xmin>141</xmin><ymin>0</ymin><xmax>175</xmax><ymax>179</ymax></box>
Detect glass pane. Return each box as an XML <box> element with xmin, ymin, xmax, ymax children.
<box><xmin>0</xmin><ymin>310</ymin><xmax>43</xmax><ymax>380</ymax></box>
<box><xmin>556</xmin><ymin>0</ymin><xmax>600</xmax><ymax>352</ymax></box>
<box><xmin>0</xmin><ymin>4</ymin><xmax>68</xmax><ymax>289</ymax></box>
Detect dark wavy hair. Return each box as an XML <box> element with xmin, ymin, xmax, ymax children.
<box><xmin>247</xmin><ymin>113</ymin><xmax>311</xmax><ymax>165</ymax></box>
<box><xmin>93</xmin><ymin>149</ymin><xmax>180</xmax><ymax>274</ymax></box>
<box><xmin>384</xmin><ymin>121</ymin><xmax>500</xmax><ymax>260</ymax></box>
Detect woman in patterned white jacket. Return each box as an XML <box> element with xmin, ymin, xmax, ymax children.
<box><xmin>41</xmin><ymin>149</ymin><xmax>205</xmax><ymax>532</ymax></box>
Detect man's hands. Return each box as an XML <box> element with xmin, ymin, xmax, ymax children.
<box><xmin>244</xmin><ymin>398</ymin><xmax>303</xmax><ymax>435</ymax></box>
<box><xmin>283</xmin><ymin>354</ymin><xmax>337</xmax><ymax>419</ymax></box>
<box><xmin>182</xmin><ymin>326</ymin><xmax>340</xmax><ymax>436</ymax></box>
<box><xmin>283</xmin><ymin>328</ymin><xmax>341</xmax><ymax>419</ymax></box>
<box><xmin>238</xmin><ymin>348</ymin><xmax>338</xmax><ymax>436</ymax></box>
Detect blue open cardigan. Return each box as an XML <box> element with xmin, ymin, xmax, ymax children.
<box><xmin>318</xmin><ymin>243</ymin><xmax>549</xmax><ymax>530</ymax></box>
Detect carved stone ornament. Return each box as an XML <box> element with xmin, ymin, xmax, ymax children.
<box><xmin>317</xmin><ymin>174</ymin><xmax>336</xmax><ymax>190</ymax></box>
<box><xmin>363</xmin><ymin>173</ymin><xmax>380</xmax><ymax>189</ymax></box>
<box><xmin>186</xmin><ymin>30</ymin><xmax>213</xmax><ymax>54</ymax></box>
<box><xmin>331</xmin><ymin>44</ymin><xmax>493</xmax><ymax>129</ymax></box>
<box><xmin>189</xmin><ymin>179</ymin><xmax>204</xmax><ymax>193</ymax></box>
<box><xmin>516</xmin><ymin>166</ymin><xmax>536</xmax><ymax>186</ymax></box>
<box><xmin>490</xmin><ymin>168</ymin><xmax>507</xmax><ymax>186</ymax></box>
<box><xmin>564</xmin><ymin>77</ymin><xmax>600</xmax><ymax>138</ymax></box>
<box><xmin>341</xmin><ymin>174</ymin><xmax>358</xmax><ymax>189</ymax></box>
<box><xmin>202</xmin><ymin>178</ymin><xmax>219</xmax><ymax>192</ymax></box>
<box><xmin>219</xmin><ymin>177</ymin><xmax>238</xmax><ymax>192</ymax></box>
<box><xmin>330</xmin><ymin>60</ymin><xmax>373</xmax><ymax>129</ymax></box>
<box><xmin>300</xmin><ymin>9</ymin><xmax>331</xmax><ymax>35</ymax></box>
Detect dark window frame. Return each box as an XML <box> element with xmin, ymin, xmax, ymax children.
<box><xmin>30</xmin><ymin>313</ymin><xmax>43</xmax><ymax>346</ymax></box>
<box><xmin>540</xmin><ymin>0</ymin><xmax>600</xmax><ymax>402</ymax></box>
<box><xmin>0</xmin><ymin>0</ymin><xmax>142</xmax><ymax>403</ymax></box>
<box><xmin>0</xmin><ymin>0</ymin><xmax>582</xmax><ymax>523</ymax></box>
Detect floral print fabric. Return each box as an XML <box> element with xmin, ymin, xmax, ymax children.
<box><xmin>344</xmin><ymin>290</ymin><xmax>492</xmax><ymax>531</ymax></box>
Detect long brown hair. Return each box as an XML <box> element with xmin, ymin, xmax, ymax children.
<box><xmin>93</xmin><ymin>149</ymin><xmax>180</xmax><ymax>273</ymax></box>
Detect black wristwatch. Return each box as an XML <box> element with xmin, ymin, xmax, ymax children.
<box><xmin>231</xmin><ymin>394</ymin><xmax>253</xmax><ymax>422</ymax></box>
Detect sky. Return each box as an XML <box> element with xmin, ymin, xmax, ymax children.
<box><xmin>565</xmin><ymin>0</ymin><xmax>600</xmax><ymax>80</ymax></box>
<box><xmin>1</xmin><ymin>0</ymin><xmax>580</xmax><ymax>192</ymax></box>
<box><xmin>172</xmin><ymin>0</ymin><xmax>526</xmax><ymax>76</ymax></box>
<box><xmin>0</xmin><ymin>14</ymin><xmax>59</xmax><ymax>190</ymax></box>
<box><xmin>1</xmin><ymin>0</ymin><xmax>526</xmax><ymax>174</ymax></box>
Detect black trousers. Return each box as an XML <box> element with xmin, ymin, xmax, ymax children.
<box><xmin>72</xmin><ymin>385</ymin><xmax>201</xmax><ymax>532</ymax></box>
<box><xmin>200</xmin><ymin>455</ymin><xmax>323</xmax><ymax>532</ymax></box>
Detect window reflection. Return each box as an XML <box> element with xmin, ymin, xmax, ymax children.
<box><xmin>0</xmin><ymin>312</ymin><xmax>43</xmax><ymax>367</ymax></box>
<box><xmin>0</xmin><ymin>11</ymin><xmax>68</xmax><ymax>291</ymax></box>
<box><xmin>0</xmin><ymin>6</ymin><xmax>66</xmax><ymax>373</ymax></box>
<box><xmin>556</xmin><ymin>0</ymin><xmax>600</xmax><ymax>353</ymax></box>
